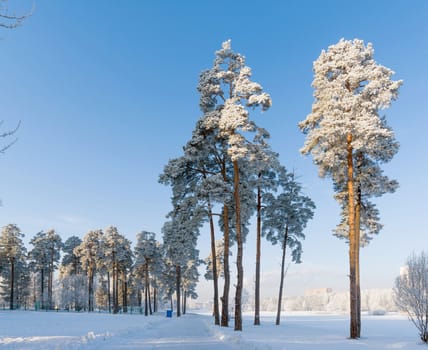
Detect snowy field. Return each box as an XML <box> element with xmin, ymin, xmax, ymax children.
<box><xmin>0</xmin><ymin>310</ymin><xmax>424</xmax><ymax>349</ymax></box>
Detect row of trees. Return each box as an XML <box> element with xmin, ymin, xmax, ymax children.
<box><xmin>0</xmin><ymin>224</ymin><xmax>197</xmax><ymax>315</ymax></box>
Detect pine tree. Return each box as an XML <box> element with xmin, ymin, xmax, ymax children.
<box><xmin>74</xmin><ymin>230</ymin><xmax>103</xmax><ymax>312</ymax></box>
<box><xmin>181</xmin><ymin>259</ymin><xmax>199</xmax><ymax>315</ymax></box>
<box><xmin>28</xmin><ymin>229</ymin><xmax>63</xmax><ymax>310</ymax></box>
<box><xmin>61</xmin><ymin>236</ymin><xmax>82</xmax><ymax>275</ymax></box>
<box><xmin>103</xmin><ymin>226</ymin><xmax>133</xmax><ymax>314</ymax></box>
<box><xmin>198</xmin><ymin>39</ymin><xmax>271</xmax><ymax>331</ymax></box>
<box><xmin>162</xmin><ymin>195</ymin><xmax>203</xmax><ymax>317</ymax></box>
<box><xmin>59</xmin><ymin>235</ymin><xmax>84</xmax><ymax>311</ymax></box>
<box><xmin>134</xmin><ymin>231</ymin><xmax>160</xmax><ymax>316</ymax></box>
<box><xmin>299</xmin><ymin>38</ymin><xmax>402</xmax><ymax>338</ymax></box>
<box><xmin>0</xmin><ymin>224</ymin><xmax>27</xmax><ymax>309</ymax></box>
<box><xmin>262</xmin><ymin>168</ymin><xmax>315</xmax><ymax>325</ymax></box>
<box><xmin>160</xmin><ymin>128</ymin><xmax>232</xmax><ymax>325</ymax></box>
<box><xmin>246</xmin><ymin>131</ymin><xmax>280</xmax><ymax>325</ymax></box>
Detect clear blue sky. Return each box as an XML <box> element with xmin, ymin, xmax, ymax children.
<box><xmin>1</xmin><ymin>1</ymin><xmax>427</xmax><ymax>296</ymax></box>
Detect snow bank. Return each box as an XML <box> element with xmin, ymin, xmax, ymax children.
<box><xmin>0</xmin><ymin>310</ymin><xmax>424</xmax><ymax>349</ymax></box>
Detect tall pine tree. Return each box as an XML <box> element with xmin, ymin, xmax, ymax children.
<box><xmin>299</xmin><ymin>38</ymin><xmax>402</xmax><ymax>338</ymax></box>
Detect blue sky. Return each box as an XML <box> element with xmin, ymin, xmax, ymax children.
<box><xmin>1</xmin><ymin>1</ymin><xmax>427</xmax><ymax>297</ymax></box>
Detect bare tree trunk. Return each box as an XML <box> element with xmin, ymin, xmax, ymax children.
<box><xmin>355</xmin><ymin>151</ymin><xmax>364</xmax><ymax>338</ymax></box>
<box><xmin>107</xmin><ymin>272</ymin><xmax>111</xmax><ymax>313</ymax></box>
<box><xmin>355</xmin><ymin>181</ymin><xmax>362</xmax><ymax>338</ymax></box>
<box><xmin>276</xmin><ymin>225</ymin><xmax>288</xmax><ymax>325</ymax></box>
<box><xmin>9</xmin><ymin>257</ymin><xmax>15</xmax><ymax>310</ymax></box>
<box><xmin>40</xmin><ymin>268</ymin><xmax>44</xmax><ymax>310</ymax></box>
<box><xmin>88</xmin><ymin>266</ymin><xmax>94</xmax><ymax>312</ymax></box>
<box><xmin>233</xmin><ymin>160</ymin><xmax>243</xmax><ymax>331</ymax></box>
<box><xmin>208</xmin><ymin>200</ymin><xmax>220</xmax><ymax>325</ymax></box>
<box><xmin>183</xmin><ymin>290</ymin><xmax>187</xmax><ymax>315</ymax></box>
<box><xmin>48</xmin><ymin>254</ymin><xmax>54</xmax><ymax>310</ymax></box>
<box><xmin>144</xmin><ymin>263</ymin><xmax>149</xmax><ymax>316</ymax></box>
<box><xmin>221</xmin><ymin>203</ymin><xmax>231</xmax><ymax>327</ymax></box>
<box><xmin>137</xmin><ymin>287</ymin><xmax>142</xmax><ymax>309</ymax></box>
<box><xmin>113</xmin><ymin>261</ymin><xmax>119</xmax><ymax>314</ymax></box>
<box><xmin>254</xmin><ymin>180</ymin><xmax>262</xmax><ymax>325</ymax></box>
<box><xmin>123</xmin><ymin>272</ymin><xmax>128</xmax><ymax>313</ymax></box>
<box><xmin>176</xmin><ymin>265</ymin><xmax>181</xmax><ymax>317</ymax></box>
<box><xmin>148</xmin><ymin>283</ymin><xmax>153</xmax><ymax>315</ymax></box>
<box><xmin>347</xmin><ymin>133</ymin><xmax>358</xmax><ymax>339</ymax></box>
<box><xmin>221</xmin><ymin>158</ymin><xmax>231</xmax><ymax>327</ymax></box>
<box><xmin>153</xmin><ymin>287</ymin><xmax>157</xmax><ymax>313</ymax></box>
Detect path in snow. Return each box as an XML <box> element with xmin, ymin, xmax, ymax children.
<box><xmin>0</xmin><ymin>311</ymin><xmax>241</xmax><ymax>350</ymax></box>
<box><xmin>93</xmin><ymin>313</ymin><xmax>241</xmax><ymax>350</ymax></box>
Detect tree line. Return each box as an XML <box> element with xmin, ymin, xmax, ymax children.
<box><xmin>0</xmin><ymin>225</ymin><xmax>196</xmax><ymax>315</ymax></box>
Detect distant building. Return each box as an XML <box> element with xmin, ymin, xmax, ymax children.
<box><xmin>304</xmin><ymin>288</ymin><xmax>333</xmax><ymax>296</ymax></box>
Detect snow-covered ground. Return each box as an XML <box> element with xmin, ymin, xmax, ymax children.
<box><xmin>0</xmin><ymin>310</ymin><xmax>423</xmax><ymax>349</ymax></box>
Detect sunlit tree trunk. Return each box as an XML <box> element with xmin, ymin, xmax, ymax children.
<box><xmin>356</xmin><ymin>185</ymin><xmax>361</xmax><ymax>338</ymax></box>
<box><xmin>233</xmin><ymin>160</ymin><xmax>243</xmax><ymax>331</ymax></box>
<box><xmin>221</xmin><ymin>158</ymin><xmax>231</xmax><ymax>327</ymax></box>
<box><xmin>347</xmin><ymin>133</ymin><xmax>358</xmax><ymax>339</ymax></box>
<box><xmin>355</xmin><ymin>151</ymin><xmax>363</xmax><ymax>337</ymax></box>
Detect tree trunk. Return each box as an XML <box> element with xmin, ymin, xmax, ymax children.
<box><xmin>254</xmin><ymin>180</ymin><xmax>262</xmax><ymax>325</ymax></box>
<box><xmin>137</xmin><ymin>287</ymin><xmax>142</xmax><ymax>309</ymax></box>
<box><xmin>355</xmin><ymin>189</ymin><xmax>361</xmax><ymax>338</ymax></box>
<box><xmin>48</xmin><ymin>255</ymin><xmax>53</xmax><ymax>310</ymax></box>
<box><xmin>176</xmin><ymin>265</ymin><xmax>181</xmax><ymax>317</ymax></box>
<box><xmin>88</xmin><ymin>266</ymin><xmax>94</xmax><ymax>312</ymax></box>
<box><xmin>107</xmin><ymin>272</ymin><xmax>111</xmax><ymax>313</ymax></box>
<box><xmin>347</xmin><ymin>132</ymin><xmax>358</xmax><ymax>339</ymax></box>
<box><xmin>123</xmin><ymin>272</ymin><xmax>128</xmax><ymax>313</ymax></box>
<box><xmin>233</xmin><ymin>160</ymin><xmax>243</xmax><ymax>331</ymax></box>
<box><xmin>221</xmin><ymin>203</ymin><xmax>231</xmax><ymax>327</ymax></box>
<box><xmin>144</xmin><ymin>263</ymin><xmax>149</xmax><ymax>316</ymax></box>
<box><xmin>183</xmin><ymin>290</ymin><xmax>187</xmax><ymax>315</ymax></box>
<box><xmin>221</xmin><ymin>157</ymin><xmax>231</xmax><ymax>327</ymax></box>
<box><xmin>276</xmin><ymin>225</ymin><xmax>288</xmax><ymax>325</ymax></box>
<box><xmin>40</xmin><ymin>268</ymin><xmax>45</xmax><ymax>310</ymax></box>
<box><xmin>148</xmin><ymin>283</ymin><xmax>153</xmax><ymax>315</ymax></box>
<box><xmin>153</xmin><ymin>287</ymin><xmax>157</xmax><ymax>313</ymax></box>
<box><xmin>355</xmin><ymin>152</ymin><xmax>362</xmax><ymax>338</ymax></box>
<box><xmin>10</xmin><ymin>257</ymin><xmax>15</xmax><ymax>310</ymax></box>
<box><xmin>113</xmin><ymin>261</ymin><xmax>119</xmax><ymax>314</ymax></box>
<box><xmin>208</xmin><ymin>200</ymin><xmax>220</xmax><ymax>325</ymax></box>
